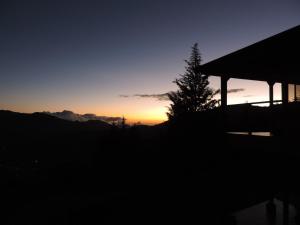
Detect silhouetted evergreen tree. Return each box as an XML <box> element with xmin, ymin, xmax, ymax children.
<box><xmin>167</xmin><ymin>43</ymin><xmax>219</xmax><ymax>119</ymax></box>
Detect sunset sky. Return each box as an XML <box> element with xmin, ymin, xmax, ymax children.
<box><xmin>0</xmin><ymin>0</ymin><xmax>299</xmax><ymax>124</ymax></box>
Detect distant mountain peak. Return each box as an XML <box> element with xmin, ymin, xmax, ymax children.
<box><xmin>0</xmin><ymin>110</ymin><xmax>113</xmax><ymax>133</ymax></box>
<box><xmin>43</xmin><ymin>110</ymin><xmax>122</xmax><ymax>124</ymax></box>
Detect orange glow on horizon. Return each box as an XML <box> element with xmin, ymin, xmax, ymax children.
<box><xmin>0</xmin><ymin>100</ymin><xmax>169</xmax><ymax>125</ymax></box>
<box><xmin>0</xmin><ymin>77</ymin><xmax>283</xmax><ymax>125</ymax></box>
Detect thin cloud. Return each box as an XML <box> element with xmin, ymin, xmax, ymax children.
<box><xmin>228</xmin><ymin>88</ymin><xmax>245</xmax><ymax>93</ymax></box>
<box><xmin>119</xmin><ymin>93</ymin><xmax>170</xmax><ymax>101</ymax></box>
<box><xmin>121</xmin><ymin>89</ymin><xmax>244</xmax><ymax>101</ymax></box>
<box><xmin>133</xmin><ymin>93</ymin><xmax>169</xmax><ymax>101</ymax></box>
<box><xmin>213</xmin><ymin>88</ymin><xmax>245</xmax><ymax>95</ymax></box>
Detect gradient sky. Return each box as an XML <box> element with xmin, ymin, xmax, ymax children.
<box><xmin>0</xmin><ymin>0</ymin><xmax>299</xmax><ymax>124</ymax></box>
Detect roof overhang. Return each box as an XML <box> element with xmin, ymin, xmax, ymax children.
<box><xmin>201</xmin><ymin>25</ymin><xmax>300</xmax><ymax>84</ymax></box>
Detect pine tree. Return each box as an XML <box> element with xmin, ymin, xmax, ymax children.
<box><xmin>167</xmin><ymin>43</ymin><xmax>219</xmax><ymax>119</ymax></box>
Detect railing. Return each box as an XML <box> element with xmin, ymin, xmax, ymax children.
<box><xmin>224</xmin><ymin>100</ymin><xmax>283</xmax><ymax>136</ymax></box>
<box><xmin>229</xmin><ymin>100</ymin><xmax>282</xmax><ymax>107</ymax></box>
<box><xmin>227</xmin><ymin>132</ymin><xmax>272</xmax><ymax>137</ymax></box>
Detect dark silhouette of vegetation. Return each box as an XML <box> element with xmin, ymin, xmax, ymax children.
<box><xmin>0</xmin><ymin>107</ymin><xmax>300</xmax><ymax>224</ymax></box>
<box><xmin>167</xmin><ymin>43</ymin><xmax>219</xmax><ymax>119</ymax></box>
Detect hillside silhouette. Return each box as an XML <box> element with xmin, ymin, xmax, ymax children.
<box><xmin>1</xmin><ymin>106</ymin><xmax>298</xmax><ymax>225</ymax></box>
<box><xmin>44</xmin><ymin>110</ymin><xmax>122</xmax><ymax>123</ymax></box>
<box><xmin>0</xmin><ymin>110</ymin><xmax>112</xmax><ymax>133</ymax></box>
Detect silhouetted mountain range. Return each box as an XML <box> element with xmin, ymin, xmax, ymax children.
<box><xmin>43</xmin><ymin>110</ymin><xmax>122</xmax><ymax>124</ymax></box>
<box><xmin>0</xmin><ymin>110</ymin><xmax>112</xmax><ymax>134</ymax></box>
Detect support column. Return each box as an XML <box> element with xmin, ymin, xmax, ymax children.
<box><xmin>294</xmin><ymin>84</ymin><xmax>297</xmax><ymax>102</ymax></box>
<box><xmin>283</xmin><ymin>191</ymin><xmax>289</xmax><ymax>225</ymax></box>
<box><xmin>282</xmin><ymin>81</ymin><xmax>288</xmax><ymax>105</ymax></box>
<box><xmin>268</xmin><ymin>81</ymin><xmax>275</xmax><ymax>106</ymax></box>
<box><xmin>221</xmin><ymin>76</ymin><xmax>229</xmax><ymax>110</ymax></box>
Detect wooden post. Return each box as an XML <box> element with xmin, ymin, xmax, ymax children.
<box><xmin>282</xmin><ymin>81</ymin><xmax>288</xmax><ymax>105</ymax></box>
<box><xmin>221</xmin><ymin>76</ymin><xmax>229</xmax><ymax>133</ymax></box>
<box><xmin>268</xmin><ymin>81</ymin><xmax>275</xmax><ymax>106</ymax></box>
<box><xmin>283</xmin><ymin>191</ymin><xmax>289</xmax><ymax>225</ymax></box>
<box><xmin>294</xmin><ymin>84</ymin><xmax>297</xmax><ymax>102</ymax></box>
<box><xmin>221</xmin><ymin>76</ymin><xmax>229</xmax><ymax>110</ymax></box>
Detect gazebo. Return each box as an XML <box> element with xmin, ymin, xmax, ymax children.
<box><xmin>201</xmin><ymin>25</ymin><xmax>300</xmax><ymax>109</ymax></box>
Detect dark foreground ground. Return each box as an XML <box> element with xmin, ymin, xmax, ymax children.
<box><xmin>1</xmin><ymin>109</ymin><xmax>300</xmax><ymax>224</ymax></box>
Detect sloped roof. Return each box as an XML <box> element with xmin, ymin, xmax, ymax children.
<box><xmin>201</xmin><ymin>25</ymin><xmax>300</xmax><ymax>83</ymax></box>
